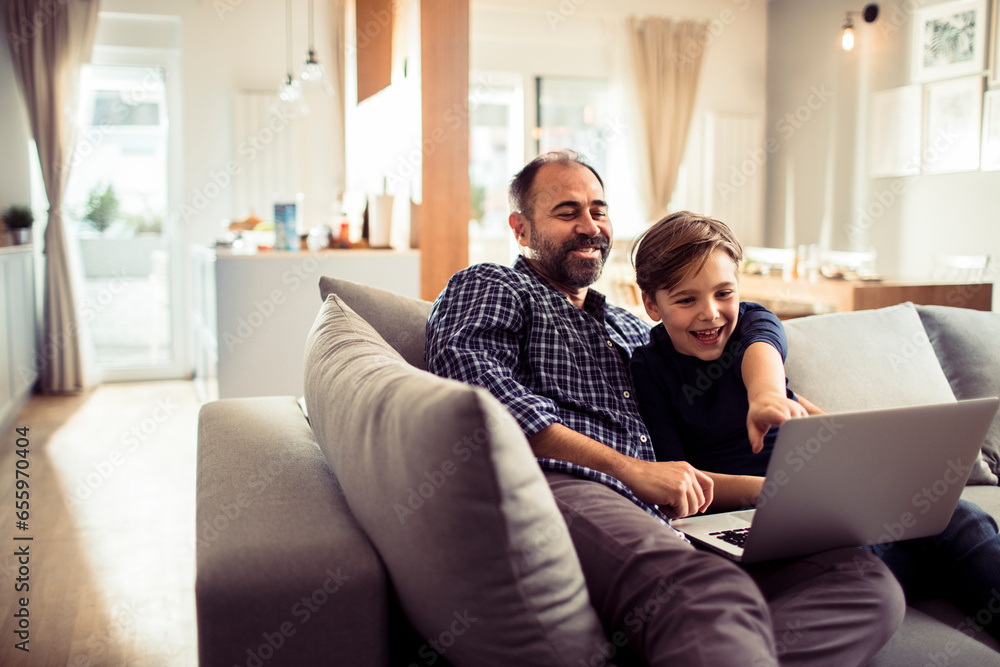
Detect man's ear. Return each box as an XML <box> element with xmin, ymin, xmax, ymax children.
<box><xmin>641</xmin><ymin>290</ymin><xmax>662</xmax><ymax>322</ymax></box>
<box><xmin>509</xmin><ymin>212</ymin><xmax>530</xmax><ymax>248</ymax></box>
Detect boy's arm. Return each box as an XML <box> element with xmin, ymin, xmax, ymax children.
<box><xmin>704</xmin><ymin>472</ymin><xmax>765</xmax><ymax>512</ymax></box>
<box><xmin>742</xmin><ymin>341</ymin><xmax>808</xmax><ymax>453</ymax></box>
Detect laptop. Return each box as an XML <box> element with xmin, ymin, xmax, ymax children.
<box><xmin>670</xmin><ymin>397</ymin><xmax>999</xmax><ymax>564</ymax></box>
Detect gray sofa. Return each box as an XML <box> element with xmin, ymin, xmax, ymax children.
<box><xmin>196</xmin><ymin>276</ymin><xmax>1000</xmax><ymax>666</ymax></box>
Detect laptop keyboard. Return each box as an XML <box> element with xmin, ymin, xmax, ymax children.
<box><xmin>709</xmin><ymin>527</ymin><xmax>750</xmax><ymax>547</ymax></box>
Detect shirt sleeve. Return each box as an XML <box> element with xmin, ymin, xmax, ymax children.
<box><xmin>731</xmin><ymin>302</ymin><xmax>788</xmax><ymax>367</ymax></box>
<box><xmin>732</xmin><ymin>302</ymin><xmax>797</xmax><ymax>401</ymax></box>
<box><xmin>425</xmin><ymin>267</ymin><xmax>562</xmax><ymax>438</ymax></box>
<box><xmin>629</xmin><ymin>346</ymin><xmax>687</xmax><ymax>463</ymax></box>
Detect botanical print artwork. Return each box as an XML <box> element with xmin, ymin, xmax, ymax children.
<box><xmin>922</xmin><ymin>9</ymin><xmax>977</xmax><ymax>68</ymax></box>
<box><xmin>912</xmin><ymin>0</ymin><xmax>987</xmax><ymax>82</ymax></box>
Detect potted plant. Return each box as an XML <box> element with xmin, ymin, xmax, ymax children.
<box><xmin>83</xmin><ymin>184</ymin><xmax>120</xmax><ymax>235</ymax></box>
<box><xmin>2</xmin><ymin>205</ymin><xmax>34</xmax><ymax>245</ymax></box>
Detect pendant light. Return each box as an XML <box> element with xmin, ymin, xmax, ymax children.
<box><xmin>301</xmin><ymin>0</ymin><xmax>328</xmax><ymax>85</ymax></box>
<box><xmin>279</xmin><ymin>0</ymin><xmax>302</xmax><ymax>102</ymax></box>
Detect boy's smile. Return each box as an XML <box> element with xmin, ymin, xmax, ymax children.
<box><xmin>641</xmin><ymin>248</ymin><xmax>740</xmax><ymax>361</ymax></box>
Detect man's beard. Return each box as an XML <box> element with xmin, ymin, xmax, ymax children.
<box><xmin>527</xmin><ymin>227</ymin><xmax>611</xmax><ymax>289</ymax></box>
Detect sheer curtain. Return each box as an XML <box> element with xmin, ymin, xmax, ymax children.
<box><xmin>2</xmin><ymin>0</ymin><xmax>99</xmax><ymax>393</ymax></box>
<box><xmin>331</xmin><ymin>0</ymin><xmax>346</xmax><ymax>196</ymax></box>
<box><xmin>622</xmin><ymin>17</ymin><xmax>709</xmax><ymax>223</ymax></box>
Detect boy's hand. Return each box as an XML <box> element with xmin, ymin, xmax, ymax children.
<box><xmin>747</xmin><ymin>391</ymin><xmax>809</xmax><ymax>454</ymax></box>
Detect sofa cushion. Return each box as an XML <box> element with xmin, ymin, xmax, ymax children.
<box><xmin>782</xmin><ymin>302</ymin><xmax>994</xmax><ymax>485</ymax></box>
<box><xmin>868</xmin><ymin>603</ymin><xmax>1000</xmax><ymax>665</ymax></box>
<box><xmin>303</xmin><ymin>294</ymin><xmax>609</xmax><ymax>667</ymax></box>
<box><xmin>196</xmin><ymin>397</ymin><xmax>389</xmax><ymax>667</ymax></box>
<box><xmin>319</xmin><ymin>276</ymin><xmax>432</xmax><ymax>369</ymax></box>
<box><xmin>917</xmin><ymin>305</ymin><xmax>1000</xmax><ymax>485</ymax></box>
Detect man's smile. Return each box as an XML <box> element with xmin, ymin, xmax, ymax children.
<box><xmin>563</xmin><ymin>235</ymin><xmax>610</xmax><ymax>262</ymax></box>
<box><xmin>571</xmin><ymin>246</ymin><xmax>602</xmax><ymax>258</ymax></box>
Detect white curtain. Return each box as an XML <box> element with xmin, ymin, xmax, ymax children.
<box><xmin>331</xmin><ymin>0</ymin><xmax>346</xmax><ymax>196</ymax></box>
<box><xmin>622</xmin><ymin>17</ymin><xmax>709</xmax><ymax>224</ymax></box>
<box><xmin>2</xmin><ymin>0</ymin><xmax>100</xmax><ymax>393</ymax></box>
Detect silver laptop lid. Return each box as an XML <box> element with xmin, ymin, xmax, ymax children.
<box><xmin>739</xmin><ymin>397</ymin><xmax>999</xmax><ymax>563</ymax></box>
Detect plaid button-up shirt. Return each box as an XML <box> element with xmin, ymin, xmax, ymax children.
<box><xmin>425</xmin><ymin>256</ymin><xmax>667</xmax><ymax>522</ymax></box>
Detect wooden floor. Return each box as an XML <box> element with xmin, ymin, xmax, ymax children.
<box><xmin>1</xmin><ymin>382</ymin><xmax>202</xmax><ymax>666</ymax></box>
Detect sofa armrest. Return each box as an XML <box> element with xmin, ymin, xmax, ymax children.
<box><xmin>196</xmin><ymin>396</ymin><xmax>388</xmax><ymax>667</ymax></box>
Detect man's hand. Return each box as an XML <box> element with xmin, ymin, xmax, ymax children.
<box><xmin>613</xmin><ymin>458</ymin><xmax>714</xmax><ymax>519</ymax></box>
<box><xmin>529</xmin><ymin>423</ymin><xmax>713</xmax><ymax>518</ymax></box>
<box><xmin>795</xmin><ymin>393</ymin><xmax>827</xmax><ymax>416</ymax></box>
<box><xmin>747</xmin><ymin>390</ymin><xmax>809</xmax><ymax>453</ymax></box>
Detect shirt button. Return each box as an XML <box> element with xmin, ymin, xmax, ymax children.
<box><xmin>606</xmin><ymin>340</ymin><xmax>613</xmax><ymax>348</ymax></box>
<box><xmin>640</xmin><ymin>435</ymin><xmax>648</xmax><ymax>443</ymax></box>
<box><xmin>623</xmin><ymin>390</ymin><xmax>631</xmax><ymax>399</ymax></box>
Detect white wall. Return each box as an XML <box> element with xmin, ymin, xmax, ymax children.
<box><xmin>472</xmin><ymin>0</ymin><xmax>768</xmax><ymax>238</ymax></box>
<box><xmin>0</xmin><ymin>27</ymin><xmax>33</xmax><ymax>215</ymax></box>
<box><xmin>472</xmin><ymin>0</ymin><xmax>767</xmax><ymax>132</ymax></box>
<box><xmin>767</xmin><ymin>0</ymin><xmax>1000</xmax><ymax>309</ymax></box>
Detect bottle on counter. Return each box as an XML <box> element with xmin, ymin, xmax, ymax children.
<box><xmin>274</xmin><ymin>202</ymin><xmax>298</xmax><ymax>251</ymax></box>
<box><xmin>337</xmin><ymin>221</ymin><xmax>352</xmax><ymax>249</ymax></box>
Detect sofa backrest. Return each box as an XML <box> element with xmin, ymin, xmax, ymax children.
<box><xmin>319</xmin><ymin>276</ymin><xmax>432</xmax><ymax>369</ymax></box>
<box><xmin>781</xmin><ymin>302</ymin><xmax>956</xmax><ymax>412</ymax></box>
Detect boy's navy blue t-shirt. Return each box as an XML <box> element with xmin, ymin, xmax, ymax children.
<box><xmin>630</xmin><ymin>302</ymin><xmax>796</xmax><ymax>477</ymax></box>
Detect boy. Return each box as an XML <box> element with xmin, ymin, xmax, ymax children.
<box><xmin>629</xmin><ymin>210</ymin><xmax>1000</xmax><ymax>640</ymax></box>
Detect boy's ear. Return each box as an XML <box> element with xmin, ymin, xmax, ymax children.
<box><xmin>641</xmin><ymin>291</ymin><xmax>662</xmax><ymax>322</ymax></box>
<box><xmin>509</xmin><ymin>212</ymin><xmax>530</xmax><ymax>248</ymax></box>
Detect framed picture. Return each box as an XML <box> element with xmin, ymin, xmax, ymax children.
<box><xmin>991</xmin><ymin>0</ymin><xmax>1000</xmax><ymax>87</ymax></box>
<box><xmin>982</xmin><ymin>89</ymin><xmax>1000</xmax><ymax>169</ymax></box>
<box><xmin>923</xmin><ymin>75</ymin><xmax>984</xmax><ymax>173</ymax></box>
<box><xmin>869</xmin><ymin>85</ymin><xmax>923</xmax><ymax>177</ymax></box>
<box><xmin>912</xmin><ymin>0</ymin><xmax>988</xmax><ymax>82</ymax></box>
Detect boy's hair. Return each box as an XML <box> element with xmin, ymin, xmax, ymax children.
<box><xmin>631</xmin><ymin>211</ymin><xmax>743</xmax><ymax>295</ymax></box>
<box><xmin>508</xmin><ymin>149</ymin><xmax>604</xmax><ymax>219</ymax></box>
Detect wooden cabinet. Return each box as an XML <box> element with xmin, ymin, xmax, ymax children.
<box><xmin>738</xmin><ymin>274</ymin><xmax>994</xmax><ymax>317</ymax></box>
<box><xmin>0</xmin><ymin>246</ymin><xmax>38</xmax><ymax>434</ymax></box>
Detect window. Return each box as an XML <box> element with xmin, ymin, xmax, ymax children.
<box><xmin>61</xmin><ymin>13</ymin><xmax>184</xmax><ymax>381</ymax></box>
<box><xmin>536</xmin><ymin>76</ymin><xmax>613</xmax><ymax>178</ymax></box>
<box><xmin>468</xmin><ymin>72</ymin><xmax>524</xmax><ymax>266</ymax></box>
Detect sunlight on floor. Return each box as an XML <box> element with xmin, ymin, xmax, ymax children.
<box><xmin>40</xmin><ymin>382</ymin><xmax>200</xmax><ymax>666</ymax></box>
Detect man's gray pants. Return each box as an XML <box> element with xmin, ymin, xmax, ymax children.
<box><xmin>546</xmin><ymin>471</ymin><xmax>906</xmax><ymax>666</ymax></box>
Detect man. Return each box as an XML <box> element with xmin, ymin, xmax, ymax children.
<box><xmin>425</xmin><ymin>150</ymin><xmax>904</xmax><ymax>666</ymax></box>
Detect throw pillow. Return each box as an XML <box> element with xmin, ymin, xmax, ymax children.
<box><xmin>917</xmin><ymin>305</ymin><xmax>1000</xmax><ymax>485</ymax></box>
<box><xmin>303</xmin><ymin>295</ymin><xmax>610</xmax><ymax>667</ymax></box>
<box><xmin>318</xmin><ymin>275</ymin><xmax>432</xmax><ymax>369</ymax></box>
<box><xmin>782</xmin><ymin>302</ymin><xmax>994</xmax><ymax>485</ymax></box>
